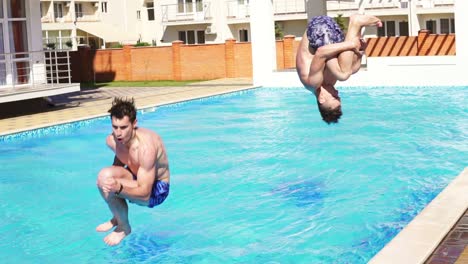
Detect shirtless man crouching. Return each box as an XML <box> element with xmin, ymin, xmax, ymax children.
<box><xmin>96</xmin><ymin>97</ymin><xmax>170</xmax><ymax>246</ymax></box>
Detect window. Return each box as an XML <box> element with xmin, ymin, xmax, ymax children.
<box><xmin>239</xmin><ymin>29</ymin><xmax>248</xmax><ymax>42</ymax></box>
<box><xmin>147</xmin><ymin>2</ymin><xmax>154</xmax><ymax>21</ymax></box>
<box><xmin>378</xmin><ymin>21</ymin><xmax>408</xmax><ymax>37</ymax></box>
<box><xmin>2</xmin><ymin>0</ymin><xmax>29</xmax><ymax>85</ymax></box>
<box><xmin>101</xmin><ymin>2</ymin><xmax>108</xmax><ymax>13</ymax></box>
<box><xmin>178</xmin><ymin>30</ymin><xmax>205</xmax><ymax>44</ymax></box>
<box><xmin>75</xmin><ymin>3</ymin><xmax>83</xmax><ymax>18</ymax></box>
<box><xmin>440</xmin><ymin>18</ymin><xmax>449</xmax><ymax>34</ymax></box>
<box><xmin>187</xmin><ymin>30</ymin><xmax>195</xmax><ymax>44</ymax></box>
<box><xmin>178</xmin><ymin>31</ymin><xmax>186</xmax><ymax>43</ymax></box>
<box><xmin>399</xmin><ymin>21</ymin><xmax>409</xmax><ymax>36</ymax></box>
<box><xmin>54</xmin><ymin>3</ymin><xmax>63</xmax><ymax>19</ymax></box>
<box><xmin>377</xmin><ymin>23</ymin><xmax>385</xmax><ymax>37</ymax></box>
<box><xmin>197</xmin><ymin>30</ymin><xmax>205</xmax><ymax>44</ymax></box>
<box><xmin>386</xmin><ymin>21</ymin><xmax>396</xmax><ymax>36</ymax></box>
<box><xmin>137</xmin><ymin>10</ymin><xmax>141</xmax><ymax>20</ymax></box>
<box><xmin>451</xmin><ymin>18</ymin><xmax>455</xmax><ymax>33</ymax></box>
<box><xmin>178</xmin><ymin>0</ymin><xmax>193</xmax><ymax>13</ymax></box>
<box><xmin>196</xmin><ymin>0</ymin><xmax>203</xmax><ymax>12</ymax></box>
<box><xmin>238</xmin><ymin>0</ymin><xmax>249</xmax><ymax>4</ymax></box>
<box><xmin>426</xmin><ymin>20</ymin><xmax>436</xmax><ymax>34</ymax></box>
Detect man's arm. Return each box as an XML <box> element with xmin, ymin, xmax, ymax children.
<box><xmin>115</xmin><ymin>145</ymin><xmax>156</xmax><ymax>201</ymax></box>
<box><xmin>306</xmin><ymin>39</ymin><xmax>360</xmax><ymax>89</ymax></box>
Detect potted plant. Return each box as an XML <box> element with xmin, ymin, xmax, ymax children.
<box><xmin>46</xmin><ymin>43</ymin><xmax>56</xmax><ymax>50</ymax></box>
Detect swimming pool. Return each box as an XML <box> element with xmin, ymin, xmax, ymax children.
<box><xmin>1</xmin><ymin>86</ymin><xmax>466</xmax><ymax>263</ymax></box>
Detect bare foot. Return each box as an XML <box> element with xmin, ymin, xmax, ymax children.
<box><xmin>103</xmin><ymin>225</ymin><xmax>131</xmax><ymax>246</ymax></box>
<box><xmin>350</xmin><ymin>14</ymin><xmax>382</xmax><ymax>28</ymax></box>
<box><xmin>96</xmin><ymin>218</ymin><xmax>117</xmax><ymax>232</ymax></box>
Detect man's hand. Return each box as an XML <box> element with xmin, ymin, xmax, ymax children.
<box><xmin>359</xmin><ymin>38</ymin><xmax>368</xmax><ymax>51</ymax></box>
<box><xmin>97</xmin><ymin>174</ymin><xmax>120</xmax><ymax>193</ymax></box>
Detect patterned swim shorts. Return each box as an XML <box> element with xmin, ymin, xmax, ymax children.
<box><xmin>307</xmin><ymin>15</ymin><xmax>345</xmax><ymax>50</ymax></box>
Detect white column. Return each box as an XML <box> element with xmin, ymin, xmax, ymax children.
<box><xmin>305</xmin><ymin>0</ymin><xmax>327</xmax><ymax>18</ymax></box>
<box><xmin>250</xmin><ymin>0</ymin><xmax>277</xmax><ymax>86</ymax></box>
<box><xmin>408</xmin><ymin>0</ymin><xmax>420</xmax><ymax>36</ymax></box>
<box><xmin>455</xmin><ymin>0</ymin><xmax>468</xmax><ymax>68</ymax></box>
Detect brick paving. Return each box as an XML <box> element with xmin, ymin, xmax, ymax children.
<box><xmin>426</xmin><ymin>209</ymin><xmax>468</xmax><ymax>264</ymax></box>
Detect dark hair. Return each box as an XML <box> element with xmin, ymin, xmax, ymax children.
<box><xmin>317</xmin><ymin>102</ymin><xmax>342</xmax><ymax>124</ymax></box>
<box><xmin>108</xmin><ymin>97</ymin><xmax>137</xmax><ymax>122</ymax></box>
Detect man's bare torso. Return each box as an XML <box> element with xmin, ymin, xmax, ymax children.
<box><xmin>110</xmin><ymin>127</ymin><xmax>170</xmax><ymax>183</ymax></box>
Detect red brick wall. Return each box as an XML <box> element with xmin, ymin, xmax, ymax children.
<box><xmin>179</xmin><ymin>44</ymin><xmax>226</xmax><ymax>80</ymax></box>
<box><xmin>234</xmin><ymin>42</ymin><xmax>253</xmax><ymax>77</ymax></box>
<box><xmin>71</xmin><ymin>31</ymin><xmax>456</xmax><ymax>82</ymax></box>
<box><xmin>366</xmin><ymin>30</ymin><xmax>455</xmax><ymax>57</ymax></box>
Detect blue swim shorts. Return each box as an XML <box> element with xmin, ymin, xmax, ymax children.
<box><xmin>307</xmin><ymin>15</ymin><xmax>345</xmax><ymax>50</ymax></box>
<box><xmin>148</xmin><ymin>180</ymin><xmax>170</xmax><ymax>208</ymax></box>
<box><xmin>127</xmin><ymin>167</ymin><xmax>170</xmax><ymax>208</ymax></box>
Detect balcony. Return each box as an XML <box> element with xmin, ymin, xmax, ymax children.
<box><xmin>273</xmin><ymin>0</ymin><xmax>306</xmax><ymax>21</ymax></box>
<box><xmin>41</xmin><ymin>10</ymin><xmax>100</xmax><ymax>24</ymax></box>
<box><xmin>161</xmin><ymin>2</ymin><xmax>212</xmax><ymax>25</ymax></box>
<box><xmin>327</xmin><ymin>0</ymin><xmax>410</xmax><ymax>17</ymax></box>
<box><xmin>0</xmin><ymin>50</ymin><xmax>79</xmax><ymax>103</ymax></box>
<box><xmin>416</xmin><ymin>0</ymin><xmax>454</xmax><ymax>14</ymax></box>
<box><xmin>226</xmin><ymin>0</ymin><xmax>306</xmax><ymax>24</ymax></box>
<box><xmin>226</xmin><ymin>0</ymin><xmax>250</xmax><ymax>23</ymax></box>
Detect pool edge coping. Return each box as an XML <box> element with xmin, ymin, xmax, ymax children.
<box><xmin>369</xmin><ymin>167</ymin><xmax>468</xmax><ymax>264</ymax></box>
<box><xmin>0</xmin><ymin>85</ymin><xmax>259</xmax><ymax>137</ymax></box>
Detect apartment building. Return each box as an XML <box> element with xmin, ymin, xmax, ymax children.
<box><xmin>40</xmin><ymin>0</ymin><xmax>142</xmax><ymax>50</ymax></box>
<box><xmin>40</xmin><ymin>0</ymin><xmax>455</xmax><ymax>49</ymax></box>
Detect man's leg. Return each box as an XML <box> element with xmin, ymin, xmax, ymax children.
<box><xmin>327</xmin><ymin>14</ymin><xmax>382</xmax><ymax>81</ymax></box>
<box><xmin>306</xmin><ymin>38</ymin><xmax>360</xmax><ymax>89</ymax></box>
<box><xmin>96</xmin><ymin>166</ymin><xmax>135</xmax><ymax>246</ymax></box>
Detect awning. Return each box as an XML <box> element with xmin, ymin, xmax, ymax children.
<box><xmin>76</xmin><ymin>22</ymin><xmax>138</xmax><ymax>43</ymax></box>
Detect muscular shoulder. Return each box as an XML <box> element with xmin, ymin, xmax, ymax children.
<box><xmin>105</xmin><ymin>134</ymin><xmax>116</xmax><ymax>151</ymax></box>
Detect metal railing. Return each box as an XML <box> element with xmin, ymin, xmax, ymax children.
<box><xmin>273</xmin><ymin>0</ymin><xmax>306</xmax><ymax>14</ymax></box>
<box><xmin>0</xmin><ymin>50</ymin><xmax>72</xmax><ymax>90</ymax></box>
<box><xmin>161</xmin><ymin>2</ymin><xmax>212</xmax><ymax>23</ymax></box>
<box><xmin>327</xmin><ymin>0</ymin><xmax>453</xmax><ymax>11</ymax></box>
<box><xmin>226</xmin><ymin>0</ymin><xmax>305</xmax><ymax>19</ymax></box>
<box><xmin>226</xmin><ymin>1</ymin><xmax>250</xmax><ymax>19</ymax></box>
<box><xmin>41</xmin><ymin>11</ymin><xmax>100</xmax><ymax>23</ymax></box>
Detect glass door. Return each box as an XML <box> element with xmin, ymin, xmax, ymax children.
<box><xmin>0</xmin><ymin>0</ymin><xmax>29</xmax><ymax>88</ymax></box>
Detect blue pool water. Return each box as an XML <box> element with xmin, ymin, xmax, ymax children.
<box><xmin>1</xmin><ymin>86</ymin><xmax>467</xmax><ymax>263</ymax></box>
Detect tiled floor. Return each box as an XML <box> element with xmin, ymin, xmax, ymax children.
<box><xmin>0</xmin><ymin>78</ymin><xmax>466</xmax><ymax>262</ymax></box>
<box><xmin>426</xmin><ymin>209</ymin><xmax>468</xmax><ymax>264</ymax></box>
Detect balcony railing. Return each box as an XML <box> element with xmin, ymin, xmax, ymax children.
<box><xmin>41</xmin><ymin>11</ymin><xmax>100</xmax><ymax>23</ymax></box>
<box><xmin>273</xmin><ymin>0</ymin><xmax>306</xmax><ymax>15</ymax></box>
<box><xmin>226</xmin><ymin>1</ymin><xmax>250</xmax><ymax>19</ymax></box>
<box><xmin>327</xmin><ymin>0</ymin><xmax>403</xmax><ymax>11</ymax></box>
<box><xmin>161</xmin><ymin>2</ymin><xmax>212</xmax><ymax>23</ymax></box>
<box><xmin>0</xmin><ymin>50</ymin><xmax>72</xmax><ymax>90</ymax></box>
<box><xmin>43</xmin><ymin>37</ymin><xmax>75</xmax><ymax>50</ymax></box>
<box><xmin>327</xmin><ymin>0</ymin><xmax>453</xmax><ymax>11</ymax></box>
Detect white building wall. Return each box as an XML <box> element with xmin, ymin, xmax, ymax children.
<box><xmin>30</xmin><ymin>0</ymin><xmax>43</xmax><ymax>52</ymax></box>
